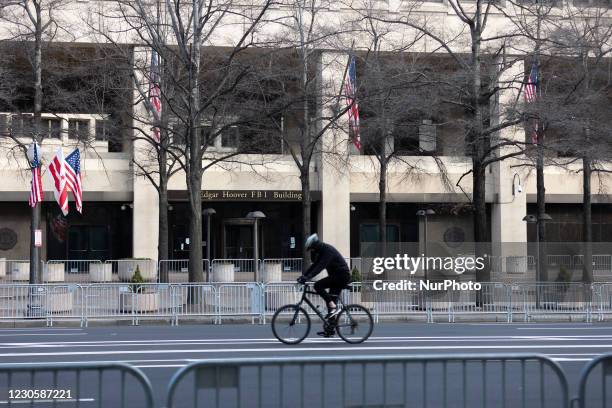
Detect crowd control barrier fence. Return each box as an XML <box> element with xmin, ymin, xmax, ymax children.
<box><xmin>0</xmin><ymin>362</ymin><xmax>154</xmax><ymax>408</ymax></box>
<box><xmin>1</xmin><ymin>282</ymin><xmax>612</xmax><ymax>326</ymax></box>
<box><xmin>3</xmin><ymin>353</ymin><xmax>612</xmax><ymax>407</ymax></box>
<box><xmin>165</xmin><ymin>354</ymin><xmax>569</xmax><ymax>408</ymax></box>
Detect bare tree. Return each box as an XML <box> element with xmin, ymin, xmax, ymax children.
<box><xmin>0</xmin><ymin>0</ymin><xmax>73</xmax><ymax>285</ymax></box>
<box><xmin>371</xmin><ymin>0</ymin><xmax>528</xmax><ymax>281</ymax></box>
<box><xmin>96</xmin><ymin>0</ymin><xmax>274</xmax><ymax>283</ymax></box>
<box><xmin>252</xmin><ymin>0</ymin><xmax>354</xmax><ymax>266</ymax></box>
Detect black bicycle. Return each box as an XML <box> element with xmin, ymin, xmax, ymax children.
<box><xmin>271</xmin><ymin>283</ymin><xmax>373</xmax><ymax>344</ymax></box>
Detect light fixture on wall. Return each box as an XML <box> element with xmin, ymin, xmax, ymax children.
<box><xmin>120</xmin><ymin>203</ymin><xmax>133</xmax><ymax>211</ymax></box>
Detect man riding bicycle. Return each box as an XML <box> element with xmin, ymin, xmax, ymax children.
<box><xmin>297</xmin><ymin>233</ymin><xmax>351</xmax><ymax>337</ymax></box>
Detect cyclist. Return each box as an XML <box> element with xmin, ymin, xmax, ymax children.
<box><xmin>297</xmin><ymin>233</ymin><xmax>351</xmax><ymax>337</ymax></box>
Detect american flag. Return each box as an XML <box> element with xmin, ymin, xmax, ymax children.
<box><xmin>345</xmin><ymin>56</ymin><xmax>361</xmax><ymax>150</ymax></box>
<box><xmin>524</xmin><ymin>62</ymin><xmax>539</xmax><ymax>144</ymax></box>
<box><xmin>149</xmin><ymin>49</ymin><xmax>162</xmax><ymax>143</ymax></box>
<box><xmin>48</xmin><ymin>148</ymin><xmax>69</xmax><ymax>216</ymax></box>
<box><xmin>28</xmin><ymin>143</ymin><xmax>43</xmax><ymax>207</ymax></box>
<box><xmin>64</xmin><ymin>149</ymin><xmax>82</xmax><ymax>213</ymax></box>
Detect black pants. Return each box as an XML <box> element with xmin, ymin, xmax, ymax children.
<box><xmin>314</xmin><ymin>275</ymin><xmax>350</xmax><ymax>308</ymax></box>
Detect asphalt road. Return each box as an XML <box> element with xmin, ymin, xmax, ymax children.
<box><xmin>0</xmin><ymin>323</ymin><xmax>611</xmax><ymax>407</ymax></box>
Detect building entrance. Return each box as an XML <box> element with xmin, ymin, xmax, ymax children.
<box><xmin>223</xmin><ymin>220</ymin><xmax>255</xmax><ymax>259</ymax></box>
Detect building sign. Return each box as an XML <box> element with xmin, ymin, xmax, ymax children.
<box><xmin>201</xmin><ymin>190</ymin><xmax>303</xmax><ymax>201</ymax></box>
<box><xmin>34</xmin><ymin>229</ymin><xmax>42</xmax><ymax>247</ymax></box>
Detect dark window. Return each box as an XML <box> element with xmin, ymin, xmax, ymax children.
<box><xmin>95</xmin><ymin>119</ymin><xmax>111</xmax><ymax>141</ymax></box>
<box><xmin>68</xmin><ymin>119</ymin><xmax>90</xmax><ymax>141</ymax></box>
<box><xmin>42</xmin><ymin>118</ymin><xmax>62</xmax><ymax>139</ymax></box>
<box><xmin>11</xmin><ymin>114</ymin><xmax>33</xmax><ymax>137</ymax></box>
<box><xmin>221</xmin><ymin>126</ymin><xmax>240</xmax><ymax>148</ymax></box>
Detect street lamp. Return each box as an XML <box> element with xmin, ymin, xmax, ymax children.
<box><xmin>202</xmin><ymin>208</ymin><xmax>216</xmax><ymax>282</ymax></box>
<box><xmin>246</xmin><ymin>211</ymin><xmax>266</xmax><ymax>282</ymax></box>
<box><xmin>523</xmin><ymin>213</ymin><xmax>552</xmax><ymax>282</ymax></box>
<box><xmin>416</xmin><ymin>209</ymin><xmax>435</xmax><ymax>281</ymax></box>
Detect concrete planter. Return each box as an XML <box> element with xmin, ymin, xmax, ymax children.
<box><xmin>119</xmin><ymin>291</ymin><xmax>160</xmax><ymax>313</ymax></box>
<box><xmin>45</xmin><ymin>292</ymin><xmax>73</xmax><ymax>313</ymax></box>
<box><xmin>117</xmin><ymin>259</ymin><xmax>156</xmax><ymax>282</ymax></box>
<box><xmin>43</xmin><ymin>263</ymin><xmax>65</xmax><ymax>283</ymax></box>
<box><xmin>0</xmin><ymin>258</ymin><xmax>5</xmax><ymax>278</ymax></box>
<box><xmin>262</xmin><ymin>262</ymin><xmax>282</xmax><ymax>283</ymax></box>
<box><xmin>89</xmin><ymin>263</ymin><xmax>112</xmax><ymax>282</ymax></box>
<box><xmin>10</xmin><ymin>262</ymin><xmax>29</xmax><ymax>281</ymax></box>
<box><xmin>212</xmin><ymin>263</ymin><xmax>235</xmax><ymax>282</ymax></box>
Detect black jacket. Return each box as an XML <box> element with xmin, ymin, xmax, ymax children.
<box><xmin>302</xmin><ymin>241</ymin><xmax>350</xmax><ymax>280</ymax></box>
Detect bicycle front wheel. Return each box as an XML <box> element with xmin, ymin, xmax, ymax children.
<box><xmin>336</xmin><ymin>304</ymin><xmax>373</xmax><ymax>344</ymax></box>
<box><xmin>271</xmin><ymin>304</ymin><xmax>311</xmax><ymax>345</ymax></box>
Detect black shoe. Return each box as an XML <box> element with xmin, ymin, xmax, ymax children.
<box><xmin>326</xmin><ymin>305</ymin><xmax>343</xmax><ymax>319</ymax></box>
<box><xmin>317</xmin><ymin>330</ymin><xmax>335</xmax><ymax>338</ymax></box>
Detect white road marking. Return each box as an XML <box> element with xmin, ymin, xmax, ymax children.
<box><xmin>1</xmin><ymin>343</ymin><xmax>612</xmax><ymax>358</ymax></box>
<box><xmin>3</xmin><ymin>335</ymin><xmax>612</xmax><ymax>349</ymax></box>
<box><xmin>0</xmin><ymin>333</ymin><xmax>87</xmax><ymax>337</ymax></box>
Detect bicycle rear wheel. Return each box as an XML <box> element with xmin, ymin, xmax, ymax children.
<box><xmin>335</xmin><ymin>304</ymin><xmax>373</xmax><ymax>344</ymax></box>
<box><xmin>271</xmin><ymin>304</ymin><xmax>311</xmax><ymax>345</ymax></box>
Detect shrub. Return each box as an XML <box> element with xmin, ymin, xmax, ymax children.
<box><xmin>129</xmin><ymin>266</ymin><xmax>145</xmax><ymax>293</ymax></box>
<box><xmin>351</xmin><ymin>266</ymin><xmax>362</xmax><ymax>283</ymax></box>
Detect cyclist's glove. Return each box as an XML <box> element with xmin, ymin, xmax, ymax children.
<box><xmin>297</xmin><ymin>276</ymin><xmax>307</xmax><ymax>284</ymax></box>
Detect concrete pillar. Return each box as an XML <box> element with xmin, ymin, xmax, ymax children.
<box><xmin>316</xmin><ymin>51</ymin><xmax>351</xmax><ymax>258</ymax></box>
<box><xmin>490</xmin><ymin>58</ymin><xmax>529</xmax><ymax>280</ymax></box>
<box><xmin>131</xmin><ymin>47</ymin><xmax>159</xmax><ymax>261</ymax></box>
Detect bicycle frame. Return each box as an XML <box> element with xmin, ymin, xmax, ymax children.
<box><xmin>292</xmin><ymin>284</ymin><xmax>345</xmax><ymax>324</ymax></box>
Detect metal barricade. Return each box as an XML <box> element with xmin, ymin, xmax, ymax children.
<box><xmin>0</xmin><ymin>260</ymin><xmax>35</xmax><ymax>283</ymax></box>
<box><xmin>82</xmin><ymin>283</ymin><xmax>175</xmax><ymax>326</ymax></box>
<box><xmin>0</xmin><ymin>284</ymin><xmax>81</xmax><ymax>325</ymax></box>
<box><xmin>109</xmin><ymin>259</ymin><xmax>158</xmax><ymax>283</ymax></box>
<box><xmin>158</xmin><ymin>259</ymin><xmax>210</xmax><ymax>283</ymax></box>
<box><xmin>262</xmin><ymin>258</ymin><xmax>303</xmax><ymax>274</ymax></box>
<box><xmin>44</xmin><ymin>260</ymin><xmax>101</xmax><ymax>283</ymax></box>
<box><xmin>171</xmin><ymin>283</ymin><xmax>217</xmax><ymax>324</ymax></box>
<box><xmin>548</xmin><ymin>255</ymin><xmax>573</xmax><ymax>270</ymax></box>
<box><xmin>262</xmin><ymin>282</ymin><xmax>301</xmax><ymax>323</ymax></box>
<box><xmin>573</xmin><ymin>353</ymin><xmax>612</xmax><ymax>408</ymax></box>
<box><xmin>0</xmin><ymin>362</ymin><xmax>154</xmax><ymax>407</ymax></box>
<box><xmin>216</xmin><ymin>283</ymin><xmax>263</xmax><ymax>324</ymax></box>
<box><xmin>448</xmin><ymin>282</ymin><xmax>511</xmax><ymax>322</ymax></box>
<box><xmin>520</xmin><ymin>283</ymin><xmax>592</xmax><ymax>322</ymax></box>
<box><xmin>166</xmin><ymin>354</ymin><xmax>569</xmax><ymax>408</ymax></box>
<box><xmin>211</xmin><ymin>259</ymin><xmax>258</xmax><ymax>282</ymax></box>
<box><xmin>368</xmin><ymin>283</ymin><xmax>432</xmax><ymax>323</ymax></box>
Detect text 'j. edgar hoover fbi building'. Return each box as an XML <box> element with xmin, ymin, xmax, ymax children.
<box><xmin>0</xmin><ymin>0</ymin><xmax>611</xmax><ymax>282</ymax></box>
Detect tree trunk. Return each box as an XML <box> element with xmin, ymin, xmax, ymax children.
<box><xmin>582</xmin><ymin>155</ymin><xmax>593</xmax><ymax>284</ymax></box>
<box><xmin>158</xmin><ymin>162</ymin><xmax>169</xmax><ymax>282</ymax></box>
<box><xmin>378</xmin><ymin>159</ymin><xmax>387</xmax><ymax>245</ymax></box>
<box><xmin>536</xmin><ymin>141</ymin><xmax>547</xmax><ymax>282</ymax></box>
<box><xmin>301</xmin><ymin>169</ymin><xmax>311</xmax><ymax>269</ymax></box>
<box><xmin>187</xmin><ymin>1</ymin><xmax>203</xmax><ymax>286</ymax></box>
<box><xmin>187</xmin><ymin>171</ymin><xmax>203</xmax><ymax>283</ymax></box>
<box><xmin>472</xmin><ymin>165</ymin><xmax>490</xmax><ymax>282</ymax></box>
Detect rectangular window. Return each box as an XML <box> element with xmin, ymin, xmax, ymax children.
<box><xmin>68</xmin><ymin>119</ymin><xmax>90</xmax><ymax>141</ymax></box>
<box><xmin>11</xmin><ymin>114</ymin><xmax>33</xmax><ymax>137</ymax></box>
<box><xmin>95</xmin><ymin>119</ymin><xmax>110</xmax><ymax>141</ymax></box>
<box><xmin>42</xmin><ymin>118</ymin><xmax>62</xmax><ymax>139</ymax></box>
<box><xmin>0</xmin><ymin>115</ymin><xmax>8</xmax><ymax>136</ymax></box>
<box><xmin>221</xmin><ymin>126</ymin><xmax>239</xmax><ymax>148</ymax></box>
